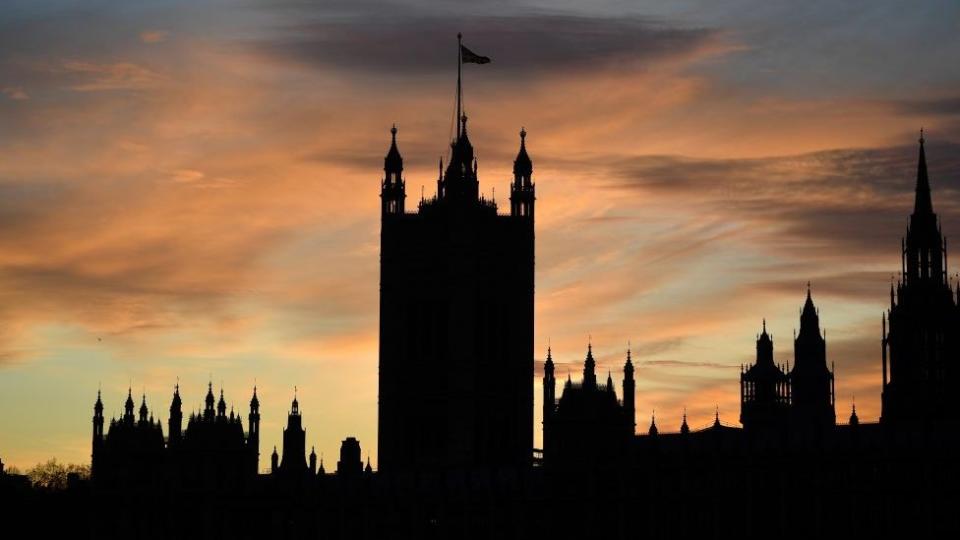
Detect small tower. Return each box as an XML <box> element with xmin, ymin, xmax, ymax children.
<box><xmin>740</xmin><ymin>319</ymin><xmax>790</xmax><ymax>431</ymax></box>
<box><xmin>168</xmin><ymin>383</ymin><xmax>182</xmax><ymax>446</ymax></box>
<box><xmin>337</xmin><ymin>437</ymin><xmax>363</xmax><ymax>479</ymax></box>
<box><xmin>583</xmin><ymin>341</ymin><xmax>597</xmax><ymax>389</ymax></box>
<box><xmin>648</xmin><ymin>412</ymin><xmax>658</xmax><ymax>436</ymax></box>
<box><xmin>381</xmin><ymin>125</ymin><xmax>405</xmax><ymax>216</ymax></box>
<box><xmin>280</xmin><ymin>390</ymin><xmax>307</xmax><ymax>474</ymax></box>
<box><xmin>680</xmin><ymin>408</ymin><xmax>690</xmax><ymax>435</ymax></box>
<box><xmin>248</xmin><ymin>386</ymin><xmax>261</xmax><ymax>474</ymax></box>
<box><xmin>271</xmin><ymin>446</ymin><xmax>279</xmax><ymax>474</ymax></box>
<box><xmin>309</xmin><ymin>447</ymin><xmax>317</xmax><ymax>476</ymax></box>
<box><xmin>542</xmin><ymin>346</ymin><xmax>556</xmax><ymax>447</ymax></box>
<box><xmin>204</xmin><ymin>382</ymin><xmax>215</xmax><ymax>420</ymax></box>
<box><xmin>92</xmin><ymin>390</ymin><xmax>104</xmax><ymax>476</ymax></box>
<box><xmin>510</xmin><ymin>127</ymin><xmax>535</xmax><ymax>219</ymax></box>
<box><xmin>124</xmin><ymin>388</ymin><xmax>135</xmax><ymax>423</ymax></box>
<box><xmin>849</xmin><ymin>400</ymin><xmax>859</xmax><ymax>426</ymax></box>
<box><xmin>217</xmin><ymin>388</ymin><xmax>227</xmax><ymax>419</ymax></box>
<box><xmin>623</xmin><ymin>346</ymin><xmax>636</xmax><ymax>435</ymax></box>
<box><xmin>791</xmin><ymin>284</ymin><xmax>836</xmax><ymax>428</ymax></box>
<box><xmin>138</xmin><ymin>394</ymin><xmax>149</xmax><ymax>425</ymax></box>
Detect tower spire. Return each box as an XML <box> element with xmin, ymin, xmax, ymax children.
<box><xmin>914</xmin><ymin>128</ymin><xmax>933</xmax><ymax>216</ymax></box>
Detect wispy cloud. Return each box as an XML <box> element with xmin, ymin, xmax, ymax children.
<box><xmin>61</xmin><ymin>60</ymin><xmax>162</xmax><ymax>92</ymax></box>
<box><xmin>2</xmin><ymin>86</ymin><xmax>28</xmax><ymax>100</ymax></box>
<box><xmin>140</xmin><ymin>30</ymin><xmax>169</xmax><ymax>44</ymax></box>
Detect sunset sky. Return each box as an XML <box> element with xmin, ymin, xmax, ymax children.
<box><xmin>1</xmin><ymin>0</ymin><xmax>959</xmax><ymax>470</ymax></box>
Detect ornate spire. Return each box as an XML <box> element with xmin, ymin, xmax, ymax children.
<box><xmin>217</xmin><ymin>388</ymin><xmax>227</xmax><ymax>417</ymax></box>
<box><xmin>914</xmin><ymin>128</ymin><xmax>933</xmax><ymax>216</ymax></box>
<box><xmin>205</xmin><ymin>382</ymin><xmax>215</xmax><ymax>416</ymax></box>
<box><xmin>125</xmin><ymin>388</ymin><xmax>135</xmax><ymax>418</ymax></box>
<box><xmin>799</xmin><ymin>283</ymin><xmax>821</xmax><ymax>337</ymax></box>
<box><xmin>139</xmin><ymin>394</ymin><xmax>149</xmax><ymax>422</ymax></box>
<box><xmin>583</xmin><ymin>339</ymin><xmax>597</xmax><ymax>388</ymax></box>
<box><xmin>250</xmin><ymin>385</ymin><xmax>259</xmax><ymax>408</ymax></box>
<box><xmin>713</xmin><ymin>405</ymin><xmax>721</xmax><ymax>428</ymax></box>
<box><xmin>513</xmin><ymin>127</ymin><xmax>532</xmax><ymax>179</ymax></box>
<box><xmin>291</xmin><ymin>387</ymin><xmax>300</xmax><ymax>415</ymax></box>
<box><xmin>95</xmin><ymin>388</ymin><xmax>103</xmax><ymax>414</ymax></box>
<box><xmin>384</xmin><ymin>124</ymin><xmax>403</xmax><ymax>174</ymax></box>
<box><xmin>680</xmin><ymin>408</ymin><xmax>690</xmax><ymax>434</ymax></box>
<box><xmin>648</xmin><ymin>411</ymin><xmax>658</xmax><ymax>436</ymax></box>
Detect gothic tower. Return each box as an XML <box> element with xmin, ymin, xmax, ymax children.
<box><xmin>542</xmin><ymin>347</ymin><xmax>555</xmax><ymax>452</ymax></box>
<box><xmin>248</xmin><ymin>386</ymin><xmax>260</xmax><ymax>475</ymax></box>
<box><xmin>92</xmin><ymin>390</ymin><xmax>104</xmax><ymax>476</ymax></box>
<box><xmin>740</xmin><ymin>321</ymin><xmax>790</xmax><ymax>430</ymax></box>
<box><xmin>381</xmin><ymin>125</ymin><xmax>405</xmax><ymax>216</ymax></box>
<box><xmin>510</xmin><ymin>128</ymin><xmax>535</xmax><ymax>218</ymax></box>
<box><xmin>623</xmin><ymin>348</ymin><xmax>635</xmax><ymax>435</ymax></box>
<box><xmin>168</xmin><ymin>383</ymin><xmax>182</xmax><ymax>446</ymax></box>
<box><xmin>378</xmin><ymin>114</ymin><xmax>536</xmax><ymax>471</ymax></box>
<box><xmin>882</xmin><ymin>133</ymin><xmax>960</xmax><ymax>424</ymax></box>
<box><xmin>280</xmin><ymin>392</ymin><xmax>306</xmax><ymax>474</ymax></box>
<box><xmin>790</xmin><ymin>285</ymin><xmax>836</xmax><ymax>428</ymax></box>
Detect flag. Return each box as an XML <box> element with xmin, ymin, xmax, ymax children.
<box><xmin>460</xmin><ymin>45</ymin><xmax>491</xmax><ymax>64</ymax></box>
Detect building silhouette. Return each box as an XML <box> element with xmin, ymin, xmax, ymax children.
<box><xmin>739</xmin><ymin>320</ymin><xmax>791</xmax><ymax>430</ymax></box>
<box><xmin>542</xmin><ymin>343</ymin><xmax>634</xmax><ymax>467</ymax></box>
<box><xmin>739</xmin><ymin>287</ymin><xmax>836</xmax><ymax>432</ymax></box>
<box><xmin>7</xmin><ymin>119</ymin><xmax>960</xmax><ymax>538</ymax></box>
<box><xmin>377</xmin><ymin>118</ymin><xmax>535</xmax><ymax>472</ymax></box>
<box><xmin>882</xmin><ymin>133</ymin><xmax>960</xmax><ymax>424</ymax></box>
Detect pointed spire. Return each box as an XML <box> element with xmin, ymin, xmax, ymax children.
<box><xmin>648</xmin><ymin>411</ymin><xmax>658</xmax><ymax>436</ymax></box>
<box><xmin>849</xmin><ymin>397</ymin><xmax>859</xmax><ymax>426</ymax></box>
<box><xmin>513</xmin><ymin>127</ymin><xmax>532</xmax><ymax>178</ymax></box>
<box><xmin>139</xmin><ymin>393</ymin><xmax>149</xmax><ymax>422</ymax></box>
<box><xmin>217</xmin><ymin>387</ymin><xmax>227</xmax><ymax>417</ymax></box>
<box><xmin>799</xmin><ymin>283</ymin><xmax>821</xmax><ymax>337</ymax></box>
<box><xmin>713</xmin><ymin>405</ymin><xmax>721</xmax><ymax>428</ymax></box>
<box><xmin>583</xmin><ymin>338</ymin><xmax>597</xmax><ymax>388</ymax></box>
<box><xmin>384</xmin><ymin>124</ymin><xmax>403</xmax><ymax>174</ymax></box>
<box><xmin>250</xmin><ymin>385</ymin><xmax>259</xmax><ymax>408</ymax></box>
<box><xmin>914</xmin><ymin>128</ymin><xmax>933</xmax><ymax>216</ymax></box>
<box><xmin>125</xmin><ymin>387</ymin><xmax>135</xmax><ymax>418</ymax></box>
<box><xmin>680</xmin><ymin>408</ymin><xmax>690</xmax><ymax>434</ymax></box>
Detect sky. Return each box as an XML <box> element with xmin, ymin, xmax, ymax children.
<box><xmin>1</xmin><ymin>0</ymin><xmax>959</xmax><ymax>470</ymax></box>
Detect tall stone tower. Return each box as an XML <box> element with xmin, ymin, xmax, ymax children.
<box><xmin>790</xmin><ymin>286</ymin><xmax>835</xmax><ymax>428</ymax></box>
<box><xmin>882</xmin><ymin>133</ymin><xmax>960</xmax><ymax>424</ymax></box>
<box><xmin>378</xmin><ymin>117</ymin><xmax>535</xmax><ymax>472</ymax></box>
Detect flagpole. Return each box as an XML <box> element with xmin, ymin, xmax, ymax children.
<box><xmin>456</xmin><ymin>32</ymin><xmax>462</xmax><ymax>142</ymax></box>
